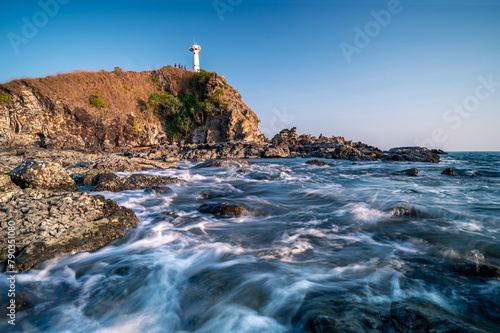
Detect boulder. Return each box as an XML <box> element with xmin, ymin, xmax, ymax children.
<box><xmin>442</xmin><ymin>168</ymin><xmax>458</xmax><ymax>176</ymax></box>
<box><xmin>263</xmin><ymin>146</ymin><xmax>290</xmax><ymax>158</ymax></box>
<box><xmin>0</xmin><ymin>189</ymin><xmax>139</xmax><ymax>272</ymax></box>
<box><xmin>83</xmin><ymin>170</ymin><xmax>119</xmax><ymax>186</ymax></box>
<box><xmin>91</xmin><ymin>174</ymin><xmax>181</xmax><ymax>192</ymax></box>
<box><xmin>144</xmin><ymin>186</ymin><xmax>173</xmax><ymax>195</ymax></box>
<box><xmin>392</xmin><ymin>168</ymin><xmax>419</xmax><ymax>177</ymax></box>
<box><xmin>92</xmin><ymin>155</ymin><xmax>178</xmax><ymax>173</ymax></box>
<box><xmin>305</xmin><ymin>159</ymin><xmax>329</xmax><ymax>167</ymax></box>
<box><xmin>0</xmin><ymin>174</ymin><xmax>20</xmax><ymax>191</ymax></box>
<box><xmin>9</xmin><ymin>160</ymin><xmax>77</xmax><ymax>191</ymax></box>
<box><xmin>431</xmin><ymin>149</ymin><xmax>448</xmax><ymax>155</ymax></box>
<box><xmin>384</xmin><ymin>147</ymin><xmax>441</xmax><ymax>163</ymax></box>
<box><xmin>197</xmin><ymin>203</ymin><xmax>246</xmax><ymax>217</ymax></box>
<box><xmin>192</xmin><ymin>159</ymin><xmax>249</xmax><ymax>169</ymax></box>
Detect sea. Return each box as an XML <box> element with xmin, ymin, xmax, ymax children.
<box><xmin>1</xmin><ymin>152</ymin><xmax>499</xmax><ymax>332</ymax></box>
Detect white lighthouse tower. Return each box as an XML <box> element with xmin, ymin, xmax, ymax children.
<box><xmin>190</xmin><ymin>43</ymin><xmax>201</xmax><ymax>72</ymax></box>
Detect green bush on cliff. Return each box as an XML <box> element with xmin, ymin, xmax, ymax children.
<box><xmin>0</xmin><ymin>94</ymin><xmax>12</xmax><ymax>102</ymax></box>
<box><xmin>89</xmin><ymin>92</ymin><xmax>107</xmax><ymax>109</ymax></box>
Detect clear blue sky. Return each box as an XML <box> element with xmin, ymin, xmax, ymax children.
<box><xmin>1</xmin><ymin>0</ymin><xmax>499</xmax><ymax>150</ymax></box>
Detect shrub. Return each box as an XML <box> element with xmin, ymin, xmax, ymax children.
<box><xmin>89</xmin><ymin>92</ymin><xmax>107</xmax><ymax>109</ymax></box>
<box><xmin>0</xmin><ymin>94</ymin><xmax>12</xmax><ymax>102</ymax></box>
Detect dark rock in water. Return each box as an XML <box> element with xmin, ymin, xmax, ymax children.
<box><xmin>237</xmin><ymin>168</ymin><xmax>252</xmax><ymax>174</ymax></box>
<box><xmin>451</xmin><ymin>261</ymin><xmax>500</xmax><ymax>279</ymax></box>
<box><xmin>83</xmin><ymin>170</ymin><xmax>119</xmax><ymax>186</ymax></box>
<box><xmin>144</xmin><ymin>186</ymin><xmax>173</xmax><ymax>195</ymax></box>
<box><xmin>91</xmin><ymin>174</ymin><xmax>181</xmax><ymax>192</ymax></box>
<box><xmin>0</xmin><ymin>174</ymin><xmax>20</xmax><ymax>191</ymax></box>
<box><xmin>200</xmin><ymin>190</ymin><xmax>230</xmax><ymax>199</ymax></box>
<box><xmin>385</xmin><ymin>302</ymin><xmax>484</xmax><ymax>333</ymax></box>
<box><xmin>192</xmin><ymin>159</ymin><xmax>249</xmax><ymax>169</ymax></box>
<box><xmin>69</xmin><ymin>173</ymin><xmax>85</xmax><ymax>184</ymax></box>
<box><xmin>0</xmin><ymin>189</ymin><xmax>139</xmax><ymax>272</ymax></box>
<box><xmin>390</xmin><ymin>206</ymin><xmax>421</xmax><ymax>217</ymax></box>
<box><xmin>442</xmin><ymin>168</ymin><xmax>458</xmax><ymax>176</ymax></box>
<box><xmin>431</xmin><ymin>149</ymin><xmax>448</xmax><ymax>155</ymax></box>
<box><xmin>162</xmin><ymin>211</ymin><xmax>179</xmax><ymax>218</ymax></box>
<box><xmin>197</xmin><ymin>203</ymin><xmax>246</xmax><ymax>217</ymax></box>
<box><xmin>392</xmin><ymin>168</ymin><xmax>419</xmax><ymax>177</ymax></box>
<box><xmin>384</xmin><ymin>147</ymin><xmax>441</xmax><ymax>163</ymax></box>
<box><xmin>9</xmin><ymin>160</ymin><xmax>77</xmax><ymax>191</ymax></box>
<box><xmin>306</xmin><ymin>159</ymin><xmax>329</xmax><ymax>167</ymax></box>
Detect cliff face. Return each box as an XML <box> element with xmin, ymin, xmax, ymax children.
<box><xmin>0</xmin><ymin>67</ymin><xmax>265</xmax><ymax>151</ymax></box>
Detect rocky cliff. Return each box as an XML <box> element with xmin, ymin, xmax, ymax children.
<box><xmin>0</xmin><ymin>67</ymin><xmax>265</xmax><ymax>151</ymax></box>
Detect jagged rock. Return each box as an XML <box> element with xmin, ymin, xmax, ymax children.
<box><xmin>162</xmin><ymin>211</ymin><xmax>178</xmax><ymax>218</ymax></box>
<box><xmin>0</xmin><ymin>174</ymin><xmax>20</xmax><ymax>191</ymax></box>
<box><xmin>192</xmin><ymin>159</ymin><xmax>249</xmax><ymax>169</ymax></box>
<box><xmin>305</xmin><ymin>159</ymin><xmax>329</xmax><ymax>167</ymax></box>
<box><xmin>263</xmin><ymin>146</ymin><xmax>290</xmax><ymax>158</ymax></box>
<box><xmin>197</xmin><ymin>203</ymin><xmax>246</xmax><ymax>217</ymax></box>
<box><xmin>431</xmin><ymin>149</ymin><xmax>448</xmax><ymax>155</ymax></box>
<box><xmin>9</xmin><ymin>160</ymin><xmax>77</xmax><ymax>191</ymax></box>
<box><xmin>0</xmin><ymin>189</ymin><xmax>139</xmax><ymax>272</ymax></box>
<box><xmin>83</xmin><ymin>170</ymin><xmax>119</xmax><ymax>186</ymax></box>
<box><xmin>91</xmin><ymin>155</ymin><xmax>178</xmax><ymax>173</ymax></box>
<box><xmin>385</xmin><ymin>302</ymin><xmax>484</xmax><ymax>333</ymax></box>
<box><xmin>144</xmin><ymin>186</ymin><xmax>173</xmax><ymax>195</ymax></box>
<box><xmin>91</xmin><ymin>174</ymin><xmax>181</xmax><ymax>192</ymax></box>
<box><xmin>441</xmin><ymin>168</ymin><xmax>458</xmax><ymax>176</ymax></box>
<box><xmin>384</xmin><ymin>147</ymin><xmax>441</xmax><ymax>163</ymax></box>
<box><xmin>271</xmin><ymin>127</ymin><xmax>299</xmax><ymax>145</ymax></box>
<box><xmin>392</xmin><ymin>168</ymin><xmax>419</xmax><ymax>177</ymax></box>
<box><xmin>70</xmin><ymin>173</ymin><xmax>86</xmax><ymax>184</ymax></box>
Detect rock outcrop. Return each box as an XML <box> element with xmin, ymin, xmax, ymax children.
<box><xmin>91</xmin><ymin>174</ymin><xmax>182</xmax><ymax>192</ymax></box>
<box><xmin>197</xmin><ymin>203</ymin><xmax>247</xmax><ymax>217</ymax></box>
<box><xmin>9</xmin><ymin>160</ymin><xmax>77</xmax><ymax>191</ymax></box>
<box><xmin>0</xmin><ymin>67</ymin><xmax>264</xmax><ymax>150</ymax></box>
<box><xmin>0</xmin><ymin>189</ymin><xmax>139</xmax><ymax>272</ymax></box>
<box><xmin>384</xmin><ymin>147</ymin><xmax>441</xmax><ymax>163</ymax></box>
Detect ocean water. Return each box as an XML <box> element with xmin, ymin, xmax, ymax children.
<box><xmin>2</xmin><ymin>152</ymin><xmax>500</xmax><ymax>332</ymax></box>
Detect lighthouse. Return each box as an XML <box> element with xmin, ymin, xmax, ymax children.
<box><xmin>190</xmin><ymin>44</ymin><xmax>201</xmax><ymax>72</ymax></box>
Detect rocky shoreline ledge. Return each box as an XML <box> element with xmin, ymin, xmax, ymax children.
<box><xmin>0</xmin><ymin>138</ymin><xmax>444</xmax><ymax>272</ymax></box>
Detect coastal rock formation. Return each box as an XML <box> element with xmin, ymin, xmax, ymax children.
<box><xmin>442</xmin><ymin>167</ymin><xmax>458</xmax><ymax>176</ymax></box>
<box><xmin>0</xmin><ymin>67</ymin><xmax>264</xmax><ymax>150</ymax></box>
<box><xmin>9</xmin><ymin>160</ymin><xmax>77</xmax><ymax>191</ymax></box>
<box><xmin>198</xmin><ymin>203</ymin><xmax>247</xmax><ymax>217</ymax></box>
<box><xmin>91</xmin><ymin>174</ymin><xmax>182</xmax><ymax>192</ymax></box>
<box><xmin>0</xmin><ymin>189</ymin><xmax>139</xmax><ymax>272</ymax></box>
<box><xmin>192</xmin><ymin>159</ymin><xmax>249</xmax><ymax>169</ymax></box>
<box><xmin>305</xmin><ymin>159</ymin><xmax>330</xmax><ymax>167</ymax></box>
<box><xmin>0</xmin><ymin>174</ymin><xmax>20</xmax><ymax>191</ymax></box>
<box><xmin>392</xmin><ymin>168</ymin><xmax>419</xmax><ymax>177</ymax></box>
<box><xmin>384</xmin><ymin>147</ymin><xmax>441</xmax><ymax>163</ymax></box>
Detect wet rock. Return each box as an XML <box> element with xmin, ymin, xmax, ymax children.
<box><xmin>144</xmin><ymin>186</ymin><xmax>173</xmax><ymax>195</ymax></box>
<box><xmin>0</xmin><ymin>174</ymin><xmax>20</xmax><ymax>191</ymax></box>
<box><xmin>305</xmin><ymin>159</ymin><xmax>329</xmax><ymax>167</ymax></box>
<box><xmin>91</xmin><ymin>174</ymin><xmax>181</xmax><ymax>192</ymax></box>
<box><xmin>263</xmin><ymin>146</ymin><xmax>290</xmax><ymax>158</ymax></box>
<box><xmin>200</xmin><ymin>190</ymin><xmax>230</xmax><ymax>199</ymax></box>
<box><xmin>192</xmin><ymin>159</ymin><xmax>249</xmax><ymax>169</ymax></box>
<box><xmin>197</xmin><ymin>203</ymin><xmax>246</xmax><ymax>217</ymax></box>
<box><xmin>0</xmin><ymin>189</ymin><xmax>139</xmax><ymax>272</ymax></box>
<box><xmin>451</xmin><ymin>261</ymin><xmax>500</xmax><ymax>279</ymax></box>
<box><xmin>392</xmin><ymin>168</ymin><xmax>419</xmax><ymax>177</ymax></box>
<box><xmin>431</xmin><ymin>149</ymin><xmax>448</xmax><ymax>155</ymax></box>
<box><xmin>9</xmin><ymin>160</ymin><xmax>77</xmax><ymax>191</ymax></box>
<box><xmin>384</xmin><ymin>147</ymin><xmax>441</xmax><ymax>163</ymax></box>
<box><xmin>237</xmin><ymin>168</ymin><xmax>252</xmax><ymax>174</ymax></box>
<box><xmin>83</xmin><ymin>170</ymin><xmax>119</xmax><ymax>186</ymax></box>
<box><xmin>162</xmin><ymin>211</ymin><xmax>179</xmax><ymax>218</ymax></box>
<box><xmin>385</xmin><ymin>302</ymin><xmax>484</xmax><ymax>333</ymax></box>
<box><xmin>69</xmin><ymin>173</ymin><xmax>86</xmax><ymax>184</ymax></box>
<box><xmin>441</xmin><ymin>168</ymin><xmax>458</xmax><ymax>176</ymax></box>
